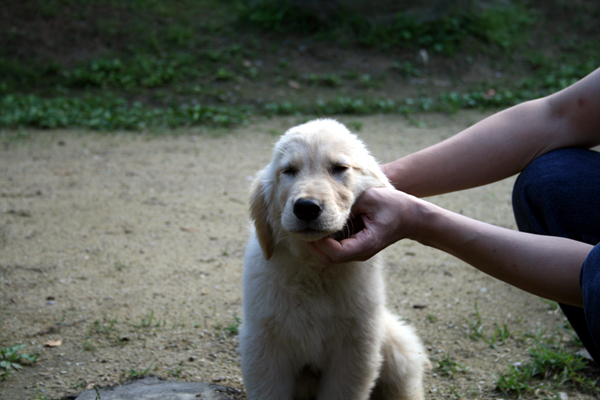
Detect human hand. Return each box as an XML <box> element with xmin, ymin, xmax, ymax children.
<box><xmin>307</xmin><ymin>187</ymin><xmax>420</xmax><ymax>264</ymax></box>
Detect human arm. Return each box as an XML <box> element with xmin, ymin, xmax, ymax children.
<box><xmin>308</xmin><ymin>67</ymin><xmax>600</xmax><ymax>302</ymax></box>
<box><xmin>307</xmin><ymin>187</ymin><xmax>591</xmax><ymax>307</ymax></box>
<box><xmin>384</xmin><ymin>67</ymin><xmax>600</xmax><ymax>197</ymax></box>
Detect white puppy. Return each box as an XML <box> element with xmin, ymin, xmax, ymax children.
<box><xmin>240</xmin><ymin>119</ymin><xmax>429</xmax><ymax>400</ymax></box>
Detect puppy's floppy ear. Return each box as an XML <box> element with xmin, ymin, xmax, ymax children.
<box><xmin>249</xmin><ymin>175</ymin><xmax>275</xmax><ymax>260</ymax></box>
<box><xmin>356</xmin><ymin>160</ymin><xmax>394</xmax><ymax>193</ymax></box>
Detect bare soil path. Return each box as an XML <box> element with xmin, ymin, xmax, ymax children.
<box><xmin>0</xmin><ymin>113</ymin><xmax>595</xmax><ymax>399</ymax></box>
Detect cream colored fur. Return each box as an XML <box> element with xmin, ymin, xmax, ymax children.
<box><xmin>240</xmin><ymin>119</ymin><xmax>429</xmax><ymax>400</ymax></box>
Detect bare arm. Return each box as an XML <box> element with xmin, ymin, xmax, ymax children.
<box><xmin>415</xmin><ymin>196</ymin><xmax>590</xmax><ymax>307</ymax></box>
<box><xmin>308</xmin><ymin>68</ymin><xmax>600</xmax><ymax>303</ymax></box>
<box><xmin>384</xmin><ymin>67</ymin><xmax>600</xmax><ymax>197</ymax></box>
<box><xmin>308</xmin><ymin>188</ymin><xmax>591</xmax><ymax>306</ymax></box>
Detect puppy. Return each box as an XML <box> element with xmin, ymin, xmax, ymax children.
<box><xmin>240</xmin><ymin>119</ymin><xmax>429</xmax><ymax>400</ymax></box>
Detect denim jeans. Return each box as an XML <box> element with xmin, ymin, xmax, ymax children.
<box><xmin>512</xmin><ymin>147</ymin><xmax>600</xmax><ymax>364</ymax></box>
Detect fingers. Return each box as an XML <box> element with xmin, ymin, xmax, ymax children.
<box><xmin>306</xmin><ymin>187</ymin><xmax>402</xmax><ymax>265</ymax></box>
<box><xmin>307</xmin><ymin>228</ymin><xmax>376</xmax><ymax>265</ymax></box>
<box><xmin>305</xmin><ymin>240</ymin><xmax>339</xmax><ymax>265</ymax></box>
<box><xmin>350</xmin><ymin>189</ymin><xmax>379</xmax><ymax>215</ymax></box>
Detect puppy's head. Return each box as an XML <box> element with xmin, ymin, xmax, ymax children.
<box><xmin>250</xmin><ymin>119</ymin><xmax>390</xmax><ymax>259</ymax></box>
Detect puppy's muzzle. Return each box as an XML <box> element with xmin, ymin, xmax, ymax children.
<box><xmin>293</xmin><ymin>198</ymin><xmax>322</xmax><ymax>222</ymax></box>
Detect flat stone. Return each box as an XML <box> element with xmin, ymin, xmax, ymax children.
<box><xmin>64</xmin><ymin>375</ymin><xmax>243</xmax><ymax>400</ymax></box>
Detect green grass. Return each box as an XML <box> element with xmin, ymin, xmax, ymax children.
<box><xmin>436</xmin><ymin>353</ymin><xmax>469</xmax><ymax>379</ymax></box>
<box><xmin>0</xmin><ymin>94</ymin><xmax>251</xmax><ymax>130</ymax></box>
<box><xmin>126</xmin><ymin>364</ymin><xmax>153</xmax><ymax>378</ymax></box>
<box><xmin>236</xmin><ymin>0</ymin><xmax>533</xmax><ymax>55</ymax></box>
<box><xmin>459</xmin><ymin>303</ymin><xmax>599</xmax><ymax>397</ymax></box>
<box><xmin>495</xmin><ymin>338</ymin><xmax>598</xmax><ymax>397</ymax></box>
<box><xmin>214</xmin><ymin>313</ymin><xmax>242</xmax><ymax>338</ymax></box>
<box><xmin>32</xmin><ymin>391</ymin><xmax>61</xmax><ymax>400</ymax></box>
<box><xmin>168</xmin><ymin>365</ymin><xmax>184</xmax><ymax>378</ymax></box>
<box><xmin>79</xmin><ymin>317</ymin><xmax>131</xmax><ymax>353</ymax></box>
<box><xmin>135</xmin><ymin>310</ymin><xmax>165</xmax><ymax>328</ymax></box>
<box><xmin>465</xmin><ymin>302</ymin><xmax>485</xmax><ymax>341</ymax></box>
<box><xmin>0</xmin><ymin>1</ymin><xmax>597</xmax><ymax>132</ymax></box>
<box><xmin>0</xmin><ymin>57</ymin><xmax>596</xmax><ymax>132</ymax></box>
<box><xmin>80</xmin><ymin>338</ymin><xmax>98</xmax><ymax>353</ymax></box>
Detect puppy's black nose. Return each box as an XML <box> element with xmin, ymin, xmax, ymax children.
<box><xmin>293</xmin><ymin>198</ymin><xmax>322</xmax><ymax>222</ymax></box>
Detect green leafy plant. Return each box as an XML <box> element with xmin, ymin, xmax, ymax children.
<box><xmin>237</xmin><ymin>1</ymin><xmax>534</xmax><ymax>54</ymax></box>
<box><xmin>390</xmin><ymin>61</ymin><xmax>421</xmax><ymax>78</ymax></box>
<box><xmin>306</xmin><ymin>73</ymin><xmax>342</xmax><ymax>87</ymax></box>
<box><xmin>236</xmin><ymin>0</ymin><xmax>328</xmax><ymax>35</ymax></box>
<box><xmin>0</xmin><ymin>1</ymin><xmax>597</xmax><ymax>132</ymax></box>
<box><xmin>0</xmin><ymin>94</ymin><xmax>251</xmax><ymax>131</ymax></box>
<box><xmin>0</xmin><ymin>344</ymin><xmax>38</xmax><ymax>379</ymax></box>
<box><xmin>215</xmin><ymin>68</ymin><xmax>236</xmax><ymax>81</ymax></box>
<box><xmin>469</xmin><ymin>3</ymin><xmax>534</xmax><ymax>49</ymax></box>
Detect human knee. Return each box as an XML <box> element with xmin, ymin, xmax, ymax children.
<box><xmin>512</xmin><ymin>148</ymin><xmax>594</xmax><ymax>234</ymax></box>
<box><xmin>513</xmin><ymin>147</ymin><xmax>600</xmax><ymax>238</ymax></box>
<box><xmin>514</xmin><ymin>148</ymin><xmax>584</xmax><ymax>206</ymax></box>
<box><xmin>580</xmin><ymin>244</ymin><xmax>600</xmax><ymax>363</ymax></box>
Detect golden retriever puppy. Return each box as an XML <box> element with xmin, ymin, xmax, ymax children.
<box><xmin>240</xmin><ymin>119</ymin><xmax>429</xmax><ymax>400</ymax></box>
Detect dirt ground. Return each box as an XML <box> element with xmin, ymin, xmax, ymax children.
<box><xmin>0</xmin><ymin>113</ymin><xmax>597</xmax><ymax>400</ymax></box>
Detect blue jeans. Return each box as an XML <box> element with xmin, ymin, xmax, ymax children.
<box><xmin>513</xmin><ymin>147</ymin><xmax>600</xmax><ymax>364</ymax></box>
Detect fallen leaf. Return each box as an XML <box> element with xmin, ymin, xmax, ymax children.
<box><xmin>288</xmin><ymin>80</ymin><xmax>301</xmax><ymax>89</ymax></box>
<box><xmin>44</xmin><ymin>339</ymin><xmax>62</xmax><ymax>347</ymax></box>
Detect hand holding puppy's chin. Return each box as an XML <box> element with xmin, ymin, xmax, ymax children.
<box><xmin>329</xmin><ymin>214</ymin><xmax>366</xmax><ymax>241</ymax></box>
<box><xmin>303</xmin><ymin>215</ymin><xmax>366</xmax><ymax>264</ymax></box>
<box><xmin>305</xmin><ymin>239</ymin><xmax>337</xmax><ymax>265</ymax></box>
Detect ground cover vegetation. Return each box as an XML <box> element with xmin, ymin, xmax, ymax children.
<box><xmin>0</xmin><ymin>0</ymin><xmax>598</xmax><ymax>131</ymax></box>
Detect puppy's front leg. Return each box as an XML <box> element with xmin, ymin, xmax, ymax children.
<box><xmin>316</xmin><ymin>345</ymin><xmax>382</xmax><ymax>400</ymax></box>
<box><xmin>241</xmin><ymin>342</ymin><xmax>295</xmax><ymax>400</ymax></box>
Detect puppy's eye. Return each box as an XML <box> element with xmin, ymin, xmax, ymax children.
<box><xmin>331</xmin><ymin>164</ymin><xmax>349</xmax><ymax>174</ymax></box>
<box><xmin>281</xmin><ymin>167</ymin><xmax>298</xmax><ymax>176</ymax></box>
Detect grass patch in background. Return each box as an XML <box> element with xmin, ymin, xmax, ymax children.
<box><xmin>0</xmin><ymin>60</ymin><xmax>596</xmax><ymax>131</ymax></box>
<box><xmin>236</xmin><ymin>0</ymin><xmax>533</xmax><ymax>54</ymax></box>
<box><xmin>429</xmin><ymin>302</ymin><xmax>600</xmax><ymax>399</ymax></box>
<box><xmin>495</xmin><ymin>337</ymin><xmax>599</xmax><ymax>397</ymax></box>
<box><xmin>0</xmin><ymin>0</ymin><xmax>598</xmax><ymax>131</ymax></box>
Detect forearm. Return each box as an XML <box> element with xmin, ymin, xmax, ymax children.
<box><xmin>383</xmin><ymin>100</ymin><xmax>556</xmax><ymax>196</ymax></box>
<box><xmin>384</xmin><ymin>67</ymin><xmax>600</xmax><ymax>197</ymax></box>
<box><xmin>414</xmin><ymin>200</ymin><xmax>591</xmax><ymax>307</ymax></box>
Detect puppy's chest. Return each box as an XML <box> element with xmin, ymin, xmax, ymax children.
<box><xmin>288</xmin><ymin>268</ymin><xmax>336</xmax><ymax>295</ymax></box>
<box><xmin>276</xmin><ymin>266</ymin><xmax>381</xmax><ymax>322</ymax></box>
